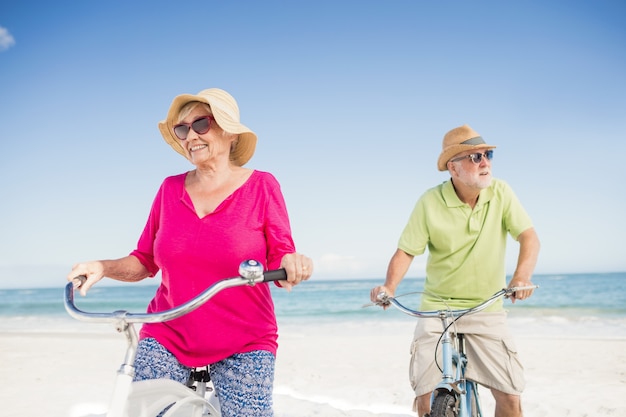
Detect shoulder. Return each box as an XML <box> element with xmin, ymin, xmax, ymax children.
<box><xmin>484</xmin><ymin>178</ymin><xmax>526</xmax><ymax>210</ymax></box>
<box><xmin>155</xmin><ymin>172</ymin><xmax>187</xmax><ymax>194</ymax></box>
<box><xmin>160</xmin><ymin>172</ymin><xmax>186</xmax><ymax>186</ymax></box>
<box><xmin>489</xmin><ymin>178</ymin><xmax>516</xmax><ymax>196</ymax></box>
<box><xmin>422</xmin><ymin>181</ymin><xmax>447</xmax><ymax>199</ymax></box>
<box><xmin>235</xmin><ymin>170</ymin><xmax>284</xmax><ymax>202</ymax></box>
<box><xmin>490</xmin><ymin>177</ymin><xmax>510</xmax><ymax>189</ymax></box>
<box><xmin>242</xmin><ymin>171</ymin><xmax>287</xmax><ymax>209</ymax></box>
<box><xmin>251</xmin><ymin>170</ymin><xmax>278</xmax><ymax>182</ymax></box>
<box><xmin>419</xmin><ymin>180</ymin><xmax>455</xmax><ymax>207</ymax></box>
<box><xmin>248</xmin><ymin>170</ymin><xmax>281</xmax><ymax>189</ymax></box>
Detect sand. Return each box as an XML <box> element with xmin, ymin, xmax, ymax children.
<box><xmin>1</xmin><ymin>320</ymin><xmax>625</xmax><ymax>417</ymax></box>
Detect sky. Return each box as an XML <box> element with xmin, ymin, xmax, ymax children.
<box><xmin>0</xmin><ymin>0</ymin><xmax>625</xmax><ymax>289</ymax></box>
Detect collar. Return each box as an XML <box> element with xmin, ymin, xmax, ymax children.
<box><xmin>442</xmin><ymin>179</ymin><xmax>494</xmax><ymax>208</ymax></box>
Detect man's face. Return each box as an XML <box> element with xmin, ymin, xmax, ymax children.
<box><xmin>449</xmin><ymin>150</ymin><xmax>493</xmax><ymax>190</ymax></box>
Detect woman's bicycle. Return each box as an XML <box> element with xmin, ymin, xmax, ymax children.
<box><xmin>371</xmin><ymin>285</ymin><xmax>537</xmax><ymax>417</ymax></box>
<box><xmin>64</xmin><ymin>260</ymin><xmax>286</xmax><ymax>417</ymax></box>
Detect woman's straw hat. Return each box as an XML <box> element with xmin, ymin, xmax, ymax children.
<box><xmin>437</xmin><ymin>124</ymin><xmax>496</xmax><ymax>171</ymax></box>
<box><xmin>158</xmin><ymin>88</ymin><xmax>257</xmax><ymax>166</ymax></box>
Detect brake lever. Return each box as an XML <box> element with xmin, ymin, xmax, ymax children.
<box><xmin>361</xmin><ymin>292</ymin><xmax>391</xmax><ymax>308</ymax></box>
<box><xmin>504</xmin><ymin>285</ymin><xmax>539</xmax><ymax>298</ymax></box>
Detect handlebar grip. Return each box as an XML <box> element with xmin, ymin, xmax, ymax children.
<box><xmin>263</xmin><ymin>269</ymin><xmax>287</xmax><ymax>282</ymax></box>
<box><xmin>72</xmin><ymin>275</ymin><xmax>87</xmax><ymax>288</ymax></box>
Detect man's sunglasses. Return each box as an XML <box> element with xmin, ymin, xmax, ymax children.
<box><xmin>173</xmin><ymin>116</ymin><xmax>213</xmax><ymax>140</ymax></box>
<box><xmin>451</xmin><ymin>149</ymin><xmax>494</xmax><ymax>164</ymax></box>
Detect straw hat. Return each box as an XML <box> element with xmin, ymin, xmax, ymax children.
<box><xmin>437</xmin><ymin>124</ymin><xmax>496</xmax><ymax>171</ymax></box>
<box><xmin>158</xmin><ymin>88</ymin><xmax>257</xmax><ymax>166</ymax></box>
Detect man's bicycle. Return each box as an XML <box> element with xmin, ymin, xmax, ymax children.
<box><xmin>64</xmin><ymin>260</ymin><xmax>286</xmax><ymax>417</ymax></box>
<box><xmin>372</xmin><ymin>285</ymin><xmax>537</xmax><ymax>417</ymax></box>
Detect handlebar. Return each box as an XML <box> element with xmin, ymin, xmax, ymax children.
<box><xmin>64</xmin><ymin>260</ymin><xmax>287</xmax><ymax>324</ymax></box>
<box><xmin>375</xmin><ymin>285</ymin><xmax>538</xmax><ymax>319</ymax></box>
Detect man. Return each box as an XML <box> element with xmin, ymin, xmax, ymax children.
<box><xmin>371</xmin><ymin>125</ymin><xmax>540</xmax><ymax>417</ymax></box>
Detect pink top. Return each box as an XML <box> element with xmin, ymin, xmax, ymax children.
<box><xmin>130</xmin><ymin>170</ymin><xmax>295</xmax><ymax>367</ymax></box>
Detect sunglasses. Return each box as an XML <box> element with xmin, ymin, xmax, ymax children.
<box><xmin>173</xmin><ymin>115</ymin><xmax>213</xmax><ymax>140</ymax></box>
<box><xmin>451</xmin><ymin>149</ymin><xmax>494</xmax><ymax>164</ymax></box>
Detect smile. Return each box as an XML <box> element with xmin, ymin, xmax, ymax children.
<box><xmin>189</xmin><ymin>144</ymin><xmax>207</xmax><ymax>152</ymax></box>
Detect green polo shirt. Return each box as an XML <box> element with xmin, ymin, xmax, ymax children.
<box><xmin>398</xmin><ymin>178</ymin><xmax>533</xmax><ymax>312</ymax></box>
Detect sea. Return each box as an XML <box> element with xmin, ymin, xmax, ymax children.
<box><xmin>1</xmin><ymin>272</ymin><xmax>625</xmax><ymax>339</ymax></box>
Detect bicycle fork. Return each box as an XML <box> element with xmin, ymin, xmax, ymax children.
<box><xmin>106</xmin><ymin>319</ymin><xmax>138</xmax><ymax>417</ymax></box>
<box><xmin>432</xmin><ymin>324</ymin><xmax>482</xmax><ymax>417</ymax></box>
<box><xmin>187</xmin><ymin>367</ymin><xmax>220</xmax><ymax>416</ymax></box>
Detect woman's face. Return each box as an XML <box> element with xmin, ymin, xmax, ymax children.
<box><xmin>175</xmin><ymin>106</ymin><xmax>237</xmax><ymax>167</ymax></box>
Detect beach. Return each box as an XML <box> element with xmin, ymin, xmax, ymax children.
<box><xmin>2</xmin><ymin>319</ymin><xmax>625</xmax><ymax>417</ymax></box>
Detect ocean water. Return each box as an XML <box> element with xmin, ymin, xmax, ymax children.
<box><xmin>1</xmin><ymin>272</ymin><xmax>625</xmax><ymax>338</ymax></box>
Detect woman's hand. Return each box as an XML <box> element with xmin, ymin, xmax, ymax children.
<box><xmin>67</xmin><ymin>261</ymin><xmax>105</xmax><ymax>296</ymax></box>
<box><xmin>67</xmin><ymin>256</ymin><xmax>150</xmax><ymax>296</ymax></box>
<box><xmin>278</xmin><ymin>253</ymin><xmax>313</xmax><ymax>291</ymax></box>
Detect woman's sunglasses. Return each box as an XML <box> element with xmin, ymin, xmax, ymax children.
<box><xmin>173</xmin><ymin>116</ymin><xmax>213</xmax><ymax>140</ymax></box>
<box><xmin>451</xmin><ymin>149</ymin><xmax>494</xmax><ymax>164</ymax></box>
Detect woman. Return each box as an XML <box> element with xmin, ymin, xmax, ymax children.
<box><xmin>68</xmin><ymin>88</ymin><xmax>313</xmax><ymax>417</ymax></box>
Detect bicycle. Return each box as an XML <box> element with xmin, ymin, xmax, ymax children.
<box><xmin>371</xmin><ymin>285</ymin><xmax>537</xmax><ymax>417</ymax></box>
<box><xmin>64</xmin><ymin>259</ymin><xmax>287</xmax><ymax>417</ymax></box>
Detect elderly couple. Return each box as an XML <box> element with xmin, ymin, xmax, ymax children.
<box><xmin>68</xmin><ymin>88</ymin><xmax>539</xmax><ymax>417</ymax></box>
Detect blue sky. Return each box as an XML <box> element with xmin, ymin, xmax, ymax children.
<box><xmin>1</xmin><ymin>1</ymin><xmax>624</xmax><ymax>289</ymax></box>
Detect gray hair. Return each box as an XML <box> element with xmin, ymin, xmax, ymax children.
<box><xmin>176</xmin><ymin>102</ymin><xmax>211</xmax><ymax>123</ymax></box>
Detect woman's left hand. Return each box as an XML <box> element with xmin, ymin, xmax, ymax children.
<box><xmin>279</xmin><ymin>253</ymin><xmax>313</xmax><ymax>291</ymax></box>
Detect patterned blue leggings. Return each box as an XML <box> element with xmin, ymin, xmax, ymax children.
<box><xmin>133</xmin><ymin>338</ymin><xmax>275</xmax><ymax>417</ymax></box>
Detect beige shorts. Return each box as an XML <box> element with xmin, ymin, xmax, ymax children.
<box><xmin>409</xmin><ymin>311</ymin><xmax>525</xmax><ymax>397</ymax></box>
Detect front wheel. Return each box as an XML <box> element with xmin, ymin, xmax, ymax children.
<box><xmin>429</xmin><ymin>391</ymin><xmax>458</xmax><ymax>417</ymax></box>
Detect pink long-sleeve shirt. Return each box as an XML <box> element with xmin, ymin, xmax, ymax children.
<box><xmin>130</xmin><ymin>170</ymin><xmax>295</xmax><ymax>367</ymax></box>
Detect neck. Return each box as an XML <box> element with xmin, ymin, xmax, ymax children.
<box><xmin>189</xmin><ymin>162</ymin><xmax>237</xmax><ymax>186</ymax></box>
<box><xmin>451</xmin><ymin>179</ymin><xmax>481</xmax><ymax>209</ymax></box>
<box><xmin>193</xmin><ymin>157</ymin><xmax>236</xmax><ymax>177</ymax></box>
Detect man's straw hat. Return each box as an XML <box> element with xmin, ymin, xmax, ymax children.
<box><xmin>437</xmin><ymin>124</ymin><xmax>496</xmax><ymax>171</ymax></box>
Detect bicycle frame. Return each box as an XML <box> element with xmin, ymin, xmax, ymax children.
<box><xmin>64</xmin><ymin>260</ymin><xmax>286</xmax><ymax>417</ymax></box>
<box><xmin>377</xmin><ymin>286</ymin><xmax>537</xmax><ymax>417</ymax></box>
<box><xmin>434</xmin><ymin>322</ymin><xmax>481</xmax><ymax>417</ymax></box>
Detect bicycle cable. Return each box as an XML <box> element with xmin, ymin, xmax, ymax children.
<box><xmin>434</xmin><ymin>310</ymin><xmax>471</xmax><ymax>373</ymax></box>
